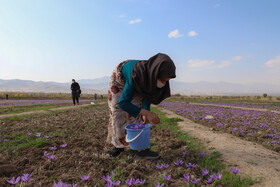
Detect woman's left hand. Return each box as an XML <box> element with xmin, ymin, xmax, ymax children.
<box><xmin>141</xmin><ymin>115</ymin><xmax>150</xmax><ymax>124</ymax></box>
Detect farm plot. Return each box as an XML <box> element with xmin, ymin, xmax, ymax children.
<box><xmin>0</xmin><ymin>104</ymin><xmax>251</xmax><ymax>186</ymax></box>
<box><xmin>0</xmin><ymin>100</ymin><xmax>92</xmax><ymax>115</ymax></box>
<box><xmin>160</xmin><ymin>102</ymin><xmax>280</xmax><ymax>152</ymax></box>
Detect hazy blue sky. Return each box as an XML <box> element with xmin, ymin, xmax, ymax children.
<box><xmin>0</xmin><ymin>0</ymin><xmax>280</xmax><ymax>84</ymax></box>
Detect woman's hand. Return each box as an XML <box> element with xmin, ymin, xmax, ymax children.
<box><xmin>141</xmin><ymin>115</ymin><xmax>150</xmax><ymax>124</ymax></box>
<box><xmin>140</xmin><ymin>109</ymin><xmax>160</xmax><ymax>124</ymax></box>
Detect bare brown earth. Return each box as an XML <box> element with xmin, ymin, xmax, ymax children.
<box><xmin>157</xmin><ymin>107</ymin><xmax>280</xmax><ymax>187</ymax></box>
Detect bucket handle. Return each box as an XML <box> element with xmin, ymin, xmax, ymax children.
<box><xmin>125</xmin><ymin>129</ymin><xmax>144</xmax><ymax>143</ymax></box>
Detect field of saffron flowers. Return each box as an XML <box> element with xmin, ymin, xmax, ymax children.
<box><xmin>0</xmin><ymin>100</ymin><xmax>92</xmax><ymax>115</ymax></box>
<box><xmin>0</xmin><ymin>103</ymin><xmax>251</xmax><ymax>186</ymax></box>
<box><xmin>160</xmin><ymin>102</ymin><xmax>280</xmax><ymax>152</ymax></box>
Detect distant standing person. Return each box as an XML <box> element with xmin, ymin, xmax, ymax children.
<box><xmin>71</xmin><ymin>79</ymin><xmax>81</xmax><ymax>105</ymax></box>
<box><xmin>94</xmin><ymin>93</ymin><xmax>97</xmax><ymax>100</ymax></box>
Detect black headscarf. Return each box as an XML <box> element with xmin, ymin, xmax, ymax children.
<box><xmin>131</xmin><ymin>53</ymin><xmax>176</xmax><ymax>104</ymax></box>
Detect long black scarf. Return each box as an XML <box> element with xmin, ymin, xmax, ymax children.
<box><xmin>131</xmin><ymin>53</ymin><xmax>176</xmax><ymax>104</ymax></box>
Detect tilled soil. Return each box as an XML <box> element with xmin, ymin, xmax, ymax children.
<box><xmin>0</xmin><ymin>104</ymin><xmax>214</xmax><ymax>186</ymax></box>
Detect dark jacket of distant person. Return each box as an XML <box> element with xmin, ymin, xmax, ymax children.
<box><xmin>71</xmin><ymin>81</ymin><xmax>80</xmax><ymax>98</ymax></box>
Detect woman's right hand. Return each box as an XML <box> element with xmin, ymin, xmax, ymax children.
<box><xmin>140</xmin><ymin>109</ymin><xmax>160</xmax><ymax>124</ymax></box>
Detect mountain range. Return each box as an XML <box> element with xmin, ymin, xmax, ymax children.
<box><xmin>0</xmin><ymin>77</ymin><xmax>280</xmax><ymax>96</ymax></box>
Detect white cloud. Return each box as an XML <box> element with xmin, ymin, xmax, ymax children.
<box><xmin>188</xmin><ymin>30</ymin><xmax>198</xmax><ymax>37</ymax></box>
<box><xmin>119</xmin><ymin>14</ymin><xmax>125</xmax><ymax>18</ymax></box>
<box><xmin>265</xmin><ymin>55</ymin><xmax>280</xmax><ymax>70</ymax></box>
<box><xmin>188</xmin><ymin>59</ymin><xmax>215</xmax><ymax>68</ymax></box>
<box><xmin>209</xmin><ymin>61</ymin><xmax>231</xmax><ymax>69</ymax></box>
<box><xmin>233</xmin><ymin>56</ymin><xmax>242</xmax><ymax>61</ymax></box>
<box><xmin>128</xmin><ymin>18</ymin><xmax>142</xmax><ymax>24</ymax></box>
<box><xmin>168</xmin><ymin>29</ymin><xmax>183</xmax><ymax>38</ymax></box>
<box><xmin>214</xmin><ymin>3</ymin><xmax>220</xmax><ymax>8</ymax></box>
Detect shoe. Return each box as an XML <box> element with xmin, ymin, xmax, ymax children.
<box><xmin>107</xmin><ymin>147</ymin><xmax>124</xmax><ymax>157</ymax></box>
<box><xmin>135</xmin><ymin>149</ymin><xmax>160</xmax><ymax>160</ymax></box>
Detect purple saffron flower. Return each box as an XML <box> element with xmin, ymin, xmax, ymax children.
<box><xmin>231</xmin><ymin>168</ymin><xmax>240</xmax><ymax>174</ymax></box>
<box><xmin>156</xmin><ymin>165</ymin><xmax>163</xmax><ymax>170</ymax></box>
<box><xmin>198</xmin><ymin>152</ymin><xmax>205</xmax><ymax>157</ymax></box>
<box><xmin>185</xmin><ymin>163</ymin><xmax>196</xmax><ymax>168</ymax></box>
<box><xmin>47</xmin><ymin>155</ymin><xmax>55</xmax><ymax>160</ymax></box>
<box><xmin>182</xmin><ymin>151</ymin><xmax>187</xmax><ymax>156</ymax></box>
<box><xmin>0</xmin><ymin>140</ymin><xmax>1</xmax><ymax>143</ymax></box>
<box><xmin>21</xmin><ymin>173</ymin><xmax>34</xmax><ymax>182</ymax></box>
<box><xmin>216</xmin><ymin>172</ymin><xmax>222</xmax><ymax>180</ymax></box>
<box><xmin>53</xmin><ymin>181</ymin><xmax>71</xmax><ymax>187</ymax></box>
<box><xmin>44</xmin><ymin>151</ymin><xmax>49</xmax><ymax>157</ymax></box>
<box><xmin>102</xmin><ymin>175</ymin><xmax>112</xmax><ymax>182</ymax></box>
<box><xmin>161</xmin><ymin>163</ymin><xmax>169</xmax><ymax>169</ymax></box>
<box><xmin>80</xmin><ymin>175</ymin><xmax>90</xmax><ymax>181</ymax></box>
<box><xmin>174</xmin><ymin>159</ymin><xmax>184</xmax><ymax>166</ymax></box>
<box><xmin>7</xmin><ymin>177</ymin><xmax>21</xmax><ymax>185</ymax></box>
<box><xmin>27</xmin><ymin>132</ymin><xmax>32</xmax><ymax>136</ymax></box>
<box><xmin>4</xmin><ymin>139</ymin><xmax>9</xmax><ymax>142</ymax></box>
<box><xmin>138</xmin><ymin>179</ymin><xmax>145</xmax><ymax>185</ymax></box>
<box><xmin>247</xmin><ymin>133</ymin><xmax>253</xmax><ymax>137</ymax></box>
<box><xmin>60</xmin><ymin>144</ymin><xmax>67</xmax><ymax>148</ymax></box>
<box><xmin>202</xmin><ymin>169</ymin><xmax>209</xmax><ymax>176</ymax></box>
<box><xmin>125</xmin><ymin>178</ymin><xmax>133</xmax><ymax>186</ymax></box>
<box><xmin>180</xmin><ymin>174</ymin><xmax>190</xmax><ymax>182</ymax></box>
<box><xmin>205</xmin><ymin>178</ymin><xmax>212</xmax><ymax>184</ymax></box>
<box><xmin>131</xmin><ymin>179</ymin><xmax>139</xmax><ymax>185</ymax></box>
<box><xmin>36</xmin><ymin>133</ymin><xmax>41</xmax><ymax>137</ymax></box>
<box><xmin>190</xmin><ymin>178</ymin><xmax>200</xmax><ymax>184</ymax></box>
<box><xmin>112</xmin><ymin>180</ymin><xmax>121</xmax><ymax>186</ymax></box>
<box><xmin>162</xmin><ymin>175</ymin><xmax>171</xmax><ymax>181</ymax></box>
<box><xmin>50</xmin><ymin>146</ymin><xmax>57</xmax><ymax>151</ymax></box>
<box><xmin>105</xmin><ymin>182</ymin><xmax>112</xmax><ymax>187</ymax></box>
<box><xmin>210</xmin><ymin>173</ymin><xmax>217</xmax><ymax>179</ymax></box>
<box><xmin>154</xmin><ymin>182</ymin><xmax>164</xmax><ymax>187</ymax></box>
<box><xmin>44</xmin><ymin>136</ymin><xmax>49</xmax><ymax>139</ymax></box>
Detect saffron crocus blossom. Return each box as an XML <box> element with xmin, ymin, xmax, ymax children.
<box><xmin>44</xmin><ymin>151</ymin><xmax>49</xmax><ymax>157</ymax></box>
<box><xmin>198</xmin><ymin>152</ymin><xmax>205</xmax><ymax>157</ymax></box>
<box><xmin>27</xmin><ymin>132</ymin><xmax>32</xmax><ymax>136</ymax></box>
<box><xmin>138</xmin><ymin>179</ymin><xmax>145</xmax><ymax>185</ymax></box>
<box><xmin>47</xmin><ymin>155</ymin><xmax>55</xmax><ymax>160</ymax></box>
<box><xmin>44</xmin><ymin>136</ymin><xmax>49</xmax><ymax>139</ymax></box>
<box><xmin>36</xmin><ymin>133</ymin><xmax>41</xmax><ymax>137</ymax></box>
<box><xmin>216</xmin><ymin>172</ymin><xmax>222</xmax><ymax>180</ymax></box>
<box><xmin>190</xmin><ymin>178</ymin><xmax>200</xmax><ymax>184</ymax></box>
<box><xmin>174</xmin><ymin>159</ymin><xmax>184</xmax><ymax>166</ymax></box>
<box><xmin>180</xmin><ymin>174</ymin><xmax>190</xmax><ymax>182</ymax></box>
<box><xmin>154</xmin><ymin>182</ymin><xmax>164</xmax><ymax>187</ymax></box>
<box><xmin>102</xmin><ymin>175</ymin><xmax>112</xmax><ymax>182</ymax></box>
<box><xmin>162</xmin><ymin>175</ymin><xmax>171</xmax><ymax>181</ymax></box>
<box><xmin>105</xmin><ymin>182</ymin><xmax>112</xmax><ymax>187</ymax></box>
<box><xmin>156</xmin><ymin>165</ymin><xmax>163</xmax><ymax>170</ymax></box>
<box><xmin>162</xmin><ymin>163</ymin><xmax>169</xmax><ymax>169</ymax></box>
<box><xmin>7</xmin><ymin>176</ymin><xmax>21</xmax><ymax>185</ymax></box>
<box><xmin>132</xmin><ymin>179</ymin><xmax>139</xmax><ymax>185</ymax></box>
<box><xmin>111</xmin><ymin>180</ymin><xmax>121</xmax><ymax>186</ymax></box>
<box><xmin>50</xmin><ymin>146</ymin><xmax>57</xmax><ymax>151</ymax></box>
<box><xmin>205</xmin><ymin>178</ymin><xmax>212</xmax><ymax>184</ymax></box>
<box><xmin>185</xmin><ymin>163</ymin><xmax>196</xmax><ymax>168</ymax></box>
<box><xmin>60</xmin><ymin>144</ymin><xmax>67</xmax><ymax>148</ymax></box>
<box><xmin>231</xmin><ymin>168</ymin><xmax>240</xmax><ymax>174</ymax></box>
<box><xmin>125</xmin><ymin>178</ymin><xmax>133</xmax><ymax>186</ymax></box>
<box><xmin>21</xmin><ymin>173</ymin><xmax>34</xmax><ymax>182</ymax></box>
<box><xmin>80</xmin><ymin>175</ymin><xmax>90</xmax><ymax>181</ymax></box>
<box><xmin>4</xmin><ymin>139</ymin><xmax>9</xmax><ymax>142</ymax></box>
<box><xmin>53</xmin><ymin>181</ymin><xmax>77</xmax><ymax>187</ymax></box>
<box><xmin>202</xmin><ymin>169</ymin><xmax>209</xmax><ymax>176</ymax></box>
<box><xmin>182</xmin><ymin>151</ymin><xmax>187</xmax><ymax>156</ymax></box>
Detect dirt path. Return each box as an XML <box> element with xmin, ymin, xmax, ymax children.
<box><xmin>157</xmin><ymin>107</ymin><xmax>280</xmax><ymax>187</ymax></box>
<box><xmin>0</xmin><ymin>103</ymin><xmax>105</xmax><ymax>119</ymax></box>
<box><xmin>189</xmin><ymin>102</ymin><xmax>280</xmax><ymax>114</ymax></box>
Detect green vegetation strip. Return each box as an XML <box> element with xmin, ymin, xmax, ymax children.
<box><xmin>152</xmin><ymin>106</ymin><xmax>255</xmax><ymax>187</ymax></box>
